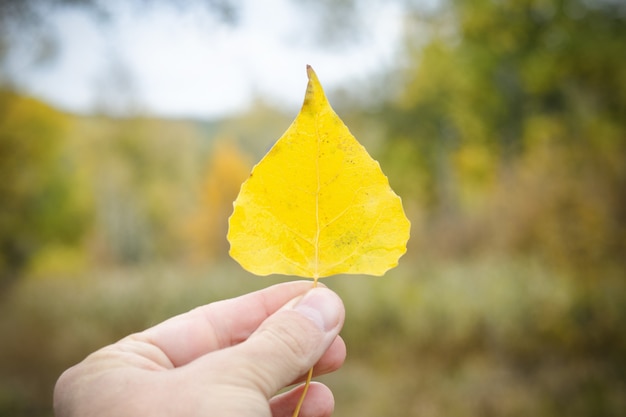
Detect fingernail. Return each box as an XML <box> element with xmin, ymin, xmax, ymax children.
<box><xmin>293</xmin><ymin>288</ymin><xmax>341</xmax><ymax>332</ymax></box>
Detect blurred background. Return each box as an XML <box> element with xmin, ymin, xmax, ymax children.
<box><xmin>1</xmin><ymin>0</ymin><xmax>625</xmax><ymax>416</ymax></box>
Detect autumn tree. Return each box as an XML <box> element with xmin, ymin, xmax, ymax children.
<box><xmin>67</xmin><ymin>116</ymin><xmax>206</xmax><ymax>265</ymax></box>
<box><xmin>375</xmin><ymin>0</ymin><xmax>626</xmax><ymax>273</ymax></box>
<box><xmin>0</xmin><ymin>90</ymin><xmax>89</xmax><ymax>288</ymax></box>
<box><xmin>184</xmin><ymin>137</ymin><xmax>251</xmax><ymax>262</ymax></box>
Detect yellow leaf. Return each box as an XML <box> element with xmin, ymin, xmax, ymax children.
<box><xmin>227</xmin><ymin>65</ymin><xmax>410</xmax><ymax>279</ymax></box>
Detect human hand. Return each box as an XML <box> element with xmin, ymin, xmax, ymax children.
<box><xmin>53</xmin><ymin>281</ymin><xmax>346</xmax><ymax>417</ymax></box>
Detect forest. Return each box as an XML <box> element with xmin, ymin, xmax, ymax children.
<box><xmin>0</xmin><ymin>0</ymin><xmax>625</xmax><ymax>416</ymax></box>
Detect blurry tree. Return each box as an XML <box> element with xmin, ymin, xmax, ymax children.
<box><xmin>0</xmin><ymin>89</ymin><xmax>89</xmax><ymax>289</ymax></box>
<box><xmin>0</xmin><ymin>0</ymin><xmax>239</xmax><ymax>84</ymax></box>
<box><xmin>184</xmin><ymin>137</ymin><xmax>251</xmax><ymax>262</ymax></box>
<box><xmin>376</xmin><ymin>0</ymin><xmax>626</xmax><ymax>274</ymax></box>
<box><xmin>0</xmin><ymin>0</ymin><xmax>376</xmax><ymax>78</ymax></box>
<box><xmin>385</xmin><ymin>0</ymin><xmax>625</xmax><ymax>201</ymax></box>
<box><xmin>75</xmin><ymin>116</ymin><xmax>206</xmax><ymax>265</ymax></box>
<box><xmin>0</xmin><ymin>0</ymin><xmax>239</xmax><ymax>28</ymax></box>
<box><xmin>217</xmin><ymin>99</ymin><xmax>293</xmax><ymax>159</ymax></box>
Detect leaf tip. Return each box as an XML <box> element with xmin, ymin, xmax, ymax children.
<box><xmin>303</xmin><ymin>65</ymin><xmax>327</xmax><ymax>110</ymax></box>
<box><xmin>306</xmin><ymin>65</ymin><xmax>320</xmax><ymax>85</ymax></box>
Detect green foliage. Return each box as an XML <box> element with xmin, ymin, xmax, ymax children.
<box><xmin>0</xmin><ymin>93</ymin><xmax>223</xmax><ymax>283</ymax></box>
<box><xmin>0</xmin><ymin>90</ymin><xmax>88</xmax><ymax>288</ymax></box>
<box><xmin>377</xmin><ymin>0</ymin><xmax>626</xmax><ymax>275</ymax></box>
<box><xmin>66</xmin><ymin>115</ymin><xmax>210</xmax><ymax>265</ymax></box>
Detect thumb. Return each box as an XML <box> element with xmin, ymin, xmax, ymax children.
<box><xmin>214</xmin><ymin>287</ymin><xmax>345</xmax><ymax>397</ymax></box>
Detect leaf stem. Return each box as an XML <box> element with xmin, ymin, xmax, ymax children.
<box><xmin>292</xmin><ymin>277</ymin><xmax>319</xmax><ymax>417</ymax></box>
<box><xmin>292</xmin><ymin>367</ymin><xmax>314</xmax><ymax>417</ymax></box>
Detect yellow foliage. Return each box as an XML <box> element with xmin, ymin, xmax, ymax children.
<box><xmin>27</xmin><ymin>244</ymin><xmax>89</xmax><ymax>279</ymax></box>
<box><xmin>453</xmin><ymin>143</ymin><xmax>496</xmax><ymax>209</ymax></box>
<box><xmin>185</xmin><ymin>138</ymin><xmax>251</xmax><ymax>261</ymax></box>
<box><xmin>228</xmin><ymin>66</ymin><xmax>410</xmax><ymax>278</ymax></box>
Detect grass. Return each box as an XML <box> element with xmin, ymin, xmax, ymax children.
<box><xmin>324</xmin><ymin>258</ymin><xmax>626</xmax><ymax>417</ymax></box>
<box><xmin>0</xmin><ymin>256</ymin><xmax>624</xmax><ymax>417</ymax></box>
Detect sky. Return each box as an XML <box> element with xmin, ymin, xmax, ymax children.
<box><xmin>9</xmin><ymin>0</ymin><xmax>404</xmax><ymax>119</ymax></box>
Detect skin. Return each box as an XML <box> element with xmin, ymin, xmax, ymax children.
<box><xmin>53</xmin><ymin>281</ymin><xmax>346</xmax><ymax>417</ymax></box>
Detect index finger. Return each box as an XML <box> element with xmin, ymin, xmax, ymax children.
<box><xmin>131</xmin><ymin>281</ymin><xmax>315</xmax><ymax>368</ymax></box>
